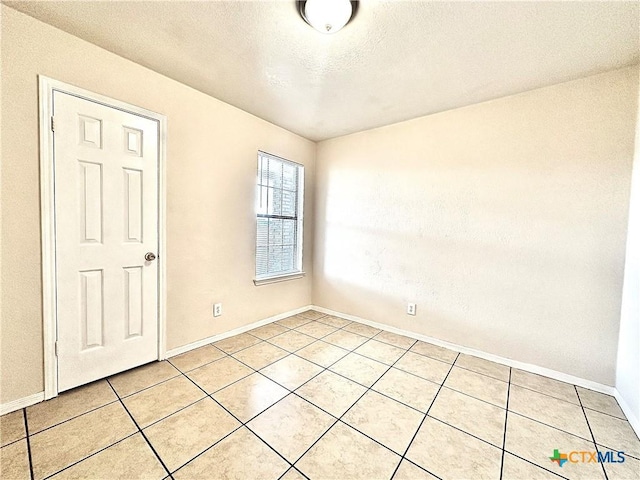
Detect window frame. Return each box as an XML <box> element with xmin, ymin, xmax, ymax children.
<box><xmin>253</xmin><ymin>151</ymin><xmax>305</xmax><ymax>285</ymax></box>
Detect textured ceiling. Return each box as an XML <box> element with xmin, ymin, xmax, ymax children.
<box><xmin>5</xmin><ymin>1</ymin><xmax>639</xmax><ymax>141</ymax></box>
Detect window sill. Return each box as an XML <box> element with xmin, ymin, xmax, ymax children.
<box><xmin>254</xmin><ymin>271</ymin><xmax>306</xmax><ymax>286</ymax></box>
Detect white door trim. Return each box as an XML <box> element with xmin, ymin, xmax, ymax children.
<box><xmin>39</xmin><ymin>76</ymin><xmax>168</xmax><ymax>400</ymax></box>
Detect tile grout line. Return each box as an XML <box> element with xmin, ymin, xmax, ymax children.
<box><xmin>434</xmin><ymin>383</ymin><xmax>506</xmax><ymax>410</ymax></box>
<box><xmin>347</xmin><ymin>377</ymin><xmax>430</xmax><ymax>415</ymax></box>
<box><xmin>499</xmin><ymin>367</ymin><xmax>512</xmax><ymax>480</ymax></box>
<box><xmin>176</xmin><ymin>369</ymin><xmax>297</xmax><ymax>477</ymax></box>
<box><xmin>168</xmin><ymin>346</ymin><xmax>227</xmax><ymax>372</ymax></box>
<box><xmin>213</xmin><ymin>320</ymin><xmax>357</xmax><ymax>398</ymax></box>
<box><xmin>21</xmin><ymin>385</ymin><xmax>178</xmax><ymax>478</ymax></box>
<box><xmin>0</xmin><ymin>437</ymin><xmax>26</xmax><ymax>449</ymax></box>
<box><xmin>387</xmin><ymin>352</ymin><xmax>460</xmax><ymax>480</ymax></box>
<box><xmin>267</xmin><ymin>319</ymin><xmax>360</xmax><ymax>349</ymax></box>
<box><xmin>285</xmin><ymin>360</ymin><xmax>440</xmax><ymax>466</ymax></box>
<box><xmin>582</xmin><ymin>406</ymin><xmax>630</xmax><ymax>422</ymax></box>
<box><xmin>116</xmin><ymin>373</ymin><xmax>183</xmax><ymax>400</ymax></box>
<box><xmin>22</xmin><ymin>408</ymin><xmax>35</xmax><ymax>480</ymax></box>
<box><xmin>244</xmin><ymin>423</ymin><xmax>301</xmax><ymax>474</ymax></box>
<box><xmin>448</xmin><ymin>363</ymin><xmax>510</xmax><ymax>383</ymax></box>
<box><xmin>105</xmin><ymin>378</ymin><xmax>172</xmax><ymax>477</ymax></box>
<box><xmin>574</xmin><ymin>385</ymin><xmax>610</xmax><ymax>480</ymax></box>
<box><xmin>504</xmin><ymin>452</ymin><xmax>569</xmax><ymax>480</ymax></box>
<box><xmin>510</xmin><ymin>382</ymin><xmax>591</xmax><ymax>408</ymax></box>
<box><xmin>215</xmin><ymin>314</ymin><xmax>338</xmax><ymax>362</ymax></box>
<box><xmin>277</xmin><ymin>466</ymin><xmax>309</xmax><ymax>480</ymax></box>
<box><xmin>170</xmin><ymin>369</ymin><xmax>250</xmax><ymax>473</ymax></box>
<box><xmin>296</xmin><ymin>337</ymin><xmax>425</xmax><ymax>475</ymax></box>
<box><xmin>285</xmin><ymin>327</ymin><xmax>419</xmax><ymax>378</ymax></box>
<box><xmin>109</xmin><ymin>373</ymin><xmax>215</xmax><ymax>432</ymax></box>
<box><xmin>130</xmin><ymin>393</ymin><xmax>209</xmax><ymax>432</ymax></box>
<box><xmin>507</xmin><ymin>410</ymin><xmax>606</xmax><ymax>447</ymax></box>
<box><xmin>403</xmin><ymin>457</ymin><xmax>445</xmax><ymax>479</ymax></box>
<box><xmin>228</xmin><ymin>321</ymin><xmax>386</xmax><ymax>414</ymax></box>
<box><xmin>233</xmin><ymin>318</ymin><xmax>384</xmax><ymax>394</ymax></box>
<box><xmin>226</xmin><ymin>316</ymin><xmax>411</xmax><ymax>383</ymax></box>
<box><xmin>424</xmin><ymin>414</ymin><xmax>505</xmax><ymax>452</ymax></box>
<box><xmin>211</xmin><ymin>321</ymin><xmax>509</xmax><ymax>478</ymax></box>
<box><xmin>173</xmin><ymin>335</ymin><xmax>316</xmax><ymax>411</ymax></box>
<box><xmin>41</xmin><ymin>432</ymin><xmax>140</xmax><ymax>480</ymax></box>
<box><xmin>513</xmin><ymin>392</ymin><xmax>640</xmax><ymax>460</ymax></box>
<box><xmin>207</xmin><ymin>330</ymin><xmax>353</xmax><ymax>473</ymax></box>
<box><xmin>169</xmin><ymin>418</ymin><xmax>244</xmax><ymax>477</ymax></box>
<box><xmin>20</xmin><ymin>397</ymin><xmax>123</xmax><ymax>438</ymax></box>
<box><xmin>284</xmin><ymin>332</ymin><xmax>405</xmax><ymax>417</ymax></box>
<box><xmin>287</xmin><ymin>338</ymin><xmax>420</xmax><ymax>476</ymax></box>
<box><xmin>173</xmin><ymin>332</ymin><xmax>330</xmax><ymax>472</ymax></box>
<box><xmin>320</xmin><ymin>331</ymin><xmax>452</xmax><ymax>461</ymax></box>
<box><xmin>288</xmin><ymin>350</ymin><xmax>457</xmax><ymax>420</ymax></box>
<box><xmin>218</xmin><ymin>324</ymin><xmax>423</xmax><ymax>475</ymax></box>
<box><xmin>369</xmin><ymin>332</ymin><xmax>418</xmax><ymax>351</ymax></box>
<box><xmin>171</xmin><ymin>356</ymin><xmax>257</xmax><ymax>396</ymax></box>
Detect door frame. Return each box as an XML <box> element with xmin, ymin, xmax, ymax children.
<box><xmin>39</xmin><ymin>76</ymin><xmax>168</xmax><ymax>399</ymax></box>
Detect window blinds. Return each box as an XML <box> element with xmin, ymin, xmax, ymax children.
<box><xmin>256</xmin><ymin>152</ymin><xmax>304</xmax><ymax>278</ymax></box>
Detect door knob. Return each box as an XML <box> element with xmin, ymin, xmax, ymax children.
<box><xmin>145</xmin><ymin>252</ymin><xmax>156</xmax><ymax>262</ymax></box>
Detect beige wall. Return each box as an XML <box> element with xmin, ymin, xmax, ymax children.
<box><xmin>314</xmin><ymin>66</ymin><xmax>639</xmax><ymax>386</ymax></box>
<box><xmin>0</xmin><ymin>6</ymin><xmax>315</xmax><ymax>404</ymax></box>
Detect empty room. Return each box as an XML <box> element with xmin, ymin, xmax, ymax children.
<box><xmin>1</xmin><ymin>1</ymin><xmax>639</xmax><ymax>479</ymax></box>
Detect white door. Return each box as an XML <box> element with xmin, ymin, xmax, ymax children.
<box><xmin>53</xmin><ymin>91</ymin><xmax>159</xmax><ymax>392</ymax></box>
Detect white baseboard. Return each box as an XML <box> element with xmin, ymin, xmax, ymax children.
<box><xmin>312</xmin><ymin>305</ymin><xmax>616</xmax><ymax>396</ymax></box>
<box><xmin>165</xmin><ymin>305</ymin><xmax>313</xmax><ymax>358</ymax></box>
<box><xmin>1</xmin><ymin>392</ymin><xmax>45</xmax><ymax>416</ymax></box>
<box><xmin>614</xmin><ymin>389</ymin><xmax>640</xmax><ymax>438</ymax></box>
<box><xmin>0</xmin><ymin>306</ymin><xmax>314</xmax><ymax>416</ymax></box>
<box><xmin>5</xmin><ymin>304</ymin><xmax>634</xmax><ymax>439</ymax></box>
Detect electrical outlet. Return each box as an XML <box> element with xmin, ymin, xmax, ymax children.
<box><xmin>214</xmin><ymin>303</ymin><xmax>222</xmax><ymax>317</ymax></box>
<box><xmin>407</xmin><ymin>303</ymin><xmax>416</xmax><ymax>316</ymax></box>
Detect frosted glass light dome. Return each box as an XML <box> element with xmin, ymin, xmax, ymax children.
<box><xmin>303</xmin><ymin>0</ymin><xmax>353</xmax><ymax>34</ymax></box>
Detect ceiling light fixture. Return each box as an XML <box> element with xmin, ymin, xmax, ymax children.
<box><xmin>298</xmin><ymin>0</ymin><xmax>357</xmax><ymax>34</ymax></box>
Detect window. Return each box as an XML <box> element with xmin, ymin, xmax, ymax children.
<box><xmin>255</xmin><ymin>151</ymin><xmax>304</xmax><ymax>283</ymax></box>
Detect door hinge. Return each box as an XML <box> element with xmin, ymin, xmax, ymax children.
<box><xmin>54</xmin><ymin>341</ymin><xmax>58</xmax><ymax>356</ymax></box>
<box><xmin>51</xmin><ymin>116</ymin><xmax>55</xmax><ymax>132</ymax></box>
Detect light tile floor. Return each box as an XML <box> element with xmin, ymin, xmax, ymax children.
<box><xmin>1</xmin><ymin>310</ymin><xmax>639</xmax><ymax>479</ymax></box>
